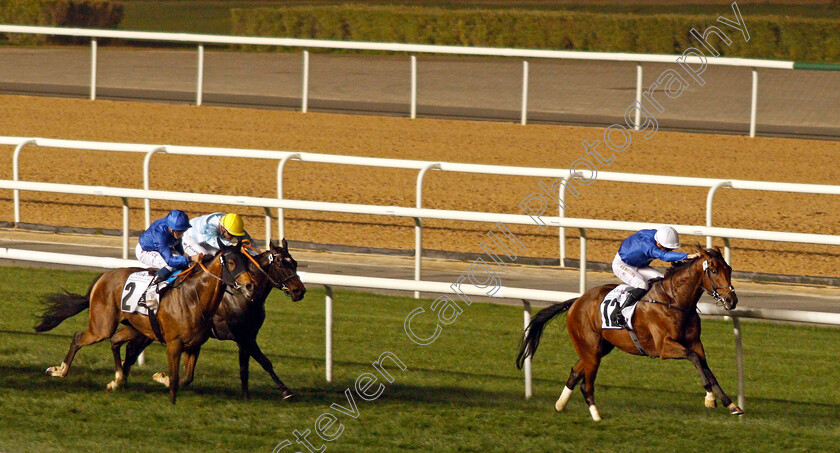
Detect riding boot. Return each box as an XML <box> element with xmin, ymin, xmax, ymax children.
<box><xmin>612</xmin><ymin>287</ymin><xmax>648</xmax><ymax>327</ymax></box>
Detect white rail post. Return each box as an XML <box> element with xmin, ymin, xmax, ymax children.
<box><xmin>143</xmin><ymin>146</ymin><xmax>167</xmax><ymax>228</ymax></box>
<box><xmin>558</xmin><ymin>178</ymin><xmax>567</xmax><ymax>267</ymax></box>
<box><xmin>634</xmin><ymin>63</ymin><xmax>642</xmax><ymax>130</ymax></box>
<box><xmin>732</xmin><ymin>316</ymin><xmax>745</xmax><ymax>410</ymax></box>
<box><xmin>196</xmin><ymin>44</ymin><xmax>204</xmax><ymax>106</ymax></box>
<box><xmin>325</xmin><ymin>285</ymin><xmax>333</xmax><ymax>383</ymax></box>
<box><xmin>263</xmin><ymin>207</ymin><xmax>272</xmax><ymax>249</ymax></box>
<box><xmin>523</xmin><ymin>299</ymin><xmax>532</xmax><ymax>399</ymax></box>
<box><xmin>302</xmin><ymin>50</ymin><xmax>310</xmax><ymax>113</ymax></box>
<box><xmin>12</xmin><ymin>139</ymin><xmax>35</xmax><ymax>224</ymax></box>
<box><xmin>723</xmin><ymin>237</ymin><xmax>732</xmax><ymax>265</ymax></box>
<box><xmin>276</xmin><ymin>153</ymin><xmax>301</xmax><ymax>242</ymax></box>
<box><xmin>121</xmin><ymin>197</ymin><xmax>130</xmax><ymax>259</ymax></box>
<box><xmin>749</xmin><ymin>68</ymin><xmax>758</xmax><ymax>138</ymax></box>
<box><xmin>410</xmin><ymin>55</ymin><xmax>417</xmax><ymax>119</ymax></box>
<box><xmin>578</xmin><ymin>228</ymin><xmax>587</xmax><ymax>293</ymax></box>
<box><xmin>521</xmin><ymin>60</ymin><xmax>529</xmax><ymax>125</ymax></box>
<box><xmin>90</xmin><ymin>39</ymin><xmax>97</xmax><ymax>101</ymax></box>
<box><xmin>415</xmin><ymin>163</ymin><xmax>440</xmax><ymax>298</ymax></box>
<box><xmin>706</xmin><ymin>181</ymin><xmax>732</xmax><ymax>248</ymax></box>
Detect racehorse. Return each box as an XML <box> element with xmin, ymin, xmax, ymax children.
<box><xmin>34</xmin><ymin>241</ymin><xmax>256</xmax><ymax>404</ymax></box>
<box><xmin>134</xmin><ymin>239</ymin><xmax>306</xmax><ymax>400</ymax></box>
<box><xmin>516</xmin><ymin>246</ymin><xmax>743</xmax><ymax>420</ymax></box>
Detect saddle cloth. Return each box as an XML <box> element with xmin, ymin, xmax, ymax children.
<box><xmin>600</xmin><ymin>284</ymin><xmax>640</xmax><ymax>330</ymax></box>
<box><xmin>119</xmin><ymin>271</ymin><xmax>157</xmax><ymax>316</ymax></box>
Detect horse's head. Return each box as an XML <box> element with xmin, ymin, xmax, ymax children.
<box><xmin>694</xmin><ymin>246</ymin><xmax>738</xmax><ymax>310</ymax></box>
<box><xmin>217</xmin><ymin>240</ymin><xmax>256</xmax><ymax>301</ymax></box>
<box><xmin>260</xmin><ymin>238</ymin><xmax>306</xmax><ymax>302</ymax></box>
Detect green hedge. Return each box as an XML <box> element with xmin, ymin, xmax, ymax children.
<box><xmin>0</xmin><ymin>0</ymin><xmax>123</xmax><ymax>44</ymax></box>
<box><xmin>231</xmin><ymin>5</ymin><xmax>840</xmax><ymax>62</ymax></box>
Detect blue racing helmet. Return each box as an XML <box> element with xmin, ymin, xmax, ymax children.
<box><xmin>165</xmin><ymin>209</ymin><xmax>190</xmax><ymax>231</ymax></box>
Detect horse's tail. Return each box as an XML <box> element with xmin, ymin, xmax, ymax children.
<box><xmin>516</xmin><ymin>297</ymin><xmax>577</xmax><ymax>369</ymax></box>
<box><xmin>34</xmin><ymin>274</ymin><xmax>101</xmax><ymax>332</ymax></box>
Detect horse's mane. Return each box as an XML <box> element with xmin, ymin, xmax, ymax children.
<box><xmin>663</xmin><ymin>247</ymin><xmax>723</xmax><ymax>279</ymax></box>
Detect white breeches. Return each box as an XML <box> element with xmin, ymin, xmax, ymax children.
<box><xmin>182</xmin><ymin>233</ymin><xmax>215</xmax><ymax>256</ymax></box>
<box><xmin>612</xmin><ymin>253</ymin><xmax>663</xmax><ymax>290</ymax></box>
<box><xmin>135</xmin><ymin>244</ymin><xmax>172</xmax><ymax>270</ymax></box>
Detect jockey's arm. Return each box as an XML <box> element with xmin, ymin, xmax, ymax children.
<box><xmin>649</xmin><ymin>246</ymin><xmax>688</xmax><ymax>263</ymax></box>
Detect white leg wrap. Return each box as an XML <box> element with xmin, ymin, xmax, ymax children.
<box><xmin>555</xmin><ymin>386</ymin><xmax>574</xmax><ymax>412</ymax></box>
<box><xmin>589</xmin><ymin>405</ymin><xmax>601</xmax><ymax>421</ymax></box>
<box><xmin>704</xmin><ymin>391</ymin><xmax>716</xmax><ymax>408</ymax></box>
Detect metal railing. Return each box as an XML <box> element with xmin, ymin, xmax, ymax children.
<box><xmin>0</xmin><ymin>24</ymin><xmax>824</xmax><ymax>135</ymax></box>
<box><xmin>3</xmin><ymin>178</ymin><xmax>840</xmax><ymax>298</ymax></box>
<box><xmin>4</xmin><ymin>137</ymin><xmax>840</xmax><ymax>294</ymax></box>
<box><xmin>1</xmin><ymin>247</ymin><xmax>838</xmax><ymax>408</ymax></box>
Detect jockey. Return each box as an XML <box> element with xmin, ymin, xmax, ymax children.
<box><xmin>182</xmin><ymin>212</ymin><xmax>260</xmax><ymax>256</ymax></box>
<box><xmin>136</xmin><ymin>209</ymin><xmax>199</xmax><ymax>284</ymax></box>
<box><xmin>610</xmin><ymin>226</ymin><xmax>699</xmax><ymax>326</ymax></box>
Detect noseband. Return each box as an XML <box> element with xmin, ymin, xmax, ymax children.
<box><xmin>701</xmin><ymin>259</ymin><xmax>735</xmax><ymax>305</ymax></box>
<box><xmin>240</xmin><ymin>244</ymin><xmax>300</xmax><ymax>293</ymax></box>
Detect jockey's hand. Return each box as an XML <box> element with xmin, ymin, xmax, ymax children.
<box><xmin>686</xmin><ymin>253</ymin><xmax>700</xmax><ymax>260</ymax></box>
<box><xmin>189</xmin><ymin>254</ymin><xmax>200</xmax><ymax>263</ymax></box>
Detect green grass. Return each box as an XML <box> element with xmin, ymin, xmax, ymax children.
<box><xmin>0</xmin><ymin>265</ymin><xmax>838</xmax><ymax>452</ymax></box>
<box><xmin>119</xmin><ymin>1</ymin><xmax>840</xmax><ymax>35</ymax></box>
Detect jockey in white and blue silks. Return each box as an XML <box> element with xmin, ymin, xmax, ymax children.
<box><xmin>610</xmin><ymin>226</ymin><xmax>698</xmax><ymax>326</ymax></box>
<box><xmin>182</xmin><ymin>212</ymin><xmax>260</xmax><ymax>257</ymax></box>
<box><xmin>135</xmin><ymin>209</ymin><xmax>199</xmax><ymax>283</ymax></box>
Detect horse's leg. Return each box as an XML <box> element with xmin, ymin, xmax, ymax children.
<box><xmin>687</xmin><ymin>342</ymin><xmax>743</xmax><ymax>415</ymax></box>
<box><xmin>660</xmin><ymin>338</ymin><xmax>743</xmax><ymax>416</ymax></box>
<box><xmin>579</xmin><ymin>354</ymin><xmax>604</xmax><ymax>421</ymax></box>
<box><xmin>106</xmin><ymin>327</ymin><xmax>142</xmax><ymax>391</ymax></box>
<box><xmin>166</xmin><ymin>340</ymin><xmax>183</xmax><ymax>404</ymax></box>
<box><xmin>242</xmin><ymin>339</ymin><xmax>294</xmax><ymax>400</ymax></box>
<box><xmin>122</xmin><ymin>336</ymin><xmax>152</xmax><ymax>380</ymax></box>
<box><xmin>555</xmin><ymin>360</ymin><xmax>585</xmax><ymax>412</ymax></box>
<box><xmin>180</xmin><ymin>347</ymin><xmax>201</xmax><ymax>388</ymax></box>
<box><xmin>237</xmin><ymin>343</ymin><xmax>251</xmax><ymax>400</ymax></box>
<box><xmin>46</xmin><ymin>328</ymin><xmax>111</xmax><ymax>377</ymax></box>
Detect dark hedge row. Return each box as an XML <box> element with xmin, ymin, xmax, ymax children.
<box><xmin>0</xmin><ymin>0</ymin><xmax>123</xmax><ymax>44</ymax></box>
<box><xmin>231</xmin><ymin>5</ymin><xmax>840</xmax><ymax>62</ymax></box>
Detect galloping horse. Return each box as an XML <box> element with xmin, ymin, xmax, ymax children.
<box><xmin>136</xmin><ymin>239</ymin><xmax>306</xmax><ymax>399</ymax></box>
<box><xmin>516</xmin><ymin>246</ymin><xmax>742</xmax><ymax>420</ymax></box>
<box><xmin>35</xmin><ymin>241</ymin><xmax>256</xmax><ymax>404</ymax></box>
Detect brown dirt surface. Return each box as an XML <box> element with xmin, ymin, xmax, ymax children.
<box><xmin>1</xmin><ymin>94</ymin><xmax>838</xmax><ymax>277</ymax></box>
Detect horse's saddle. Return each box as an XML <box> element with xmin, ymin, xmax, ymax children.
<box><xmin>600</xmin><ymin>284</ymin><xmax>640</xmax><ymax>330</ymax></box>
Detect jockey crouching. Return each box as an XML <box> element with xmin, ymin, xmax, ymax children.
<box><xmin>610</xmin><ymin>226</ymin><xmax>699</xmax><ymax>327</ymax></box>
<box><xmin>182</xmin><ymin>212</ymin><xmax>260</xmax><ymax>257</ymax></box>
<box><xmin>135</xmin><ymin>210</ymin><xmax>200</xmax><ymax>307</ymax></box>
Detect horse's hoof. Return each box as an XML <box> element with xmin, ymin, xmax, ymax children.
<box><xmin>45</xmin><ymin>362</ymin><xmax>68</xmax><ymax>377</ymax></box>
<box><xmin>704</xmin><ymin>393</ymin><xmax>717</xmax><ymax>409</ymax></box>
<box><xmin>106</xmin><ymin>380</ymin><xmax>120</xmax><ymax>392</ymax></box>
<box><xmin>589</xmin><ymin>405</ymin><xmax>602</xmax><ymax>421</ymax></box>
<box><xmin>153</xmin><ymin>372</ymin><xmax>170</xmax><ymax>387</ymax></box>
<box><xmin>727</xmin><ymin>403</ymin><xmax>744</xmax><ymax>416</ymax></box>
<box><xmin>279</xmin><ymin>389</ymin><xmax>295</xmax><ymax>400</ymax></box>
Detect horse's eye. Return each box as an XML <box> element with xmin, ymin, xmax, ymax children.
<box><xmin>711</xmin><ymin>269</ymin><xmax>718</xmax><ymax>274</ymax></box>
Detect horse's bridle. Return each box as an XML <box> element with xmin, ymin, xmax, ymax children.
<box><xmin>700</xmin><ymin>259</ymin><xmax>736</xmax><ymax>305</ymax></box>
<box><xmin>198</xmin><ymin>249</ymin><xmax>251</xmax><ymax>291</ymax></box>
<box><xmin>241</xmin><ymin>243</ymin><xmax>300</xmax><ymax>293</ymax></box>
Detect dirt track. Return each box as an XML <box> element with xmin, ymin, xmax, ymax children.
<box><xmin>1</xmin><ymin>95</ymin><xmax>838</xmax><ymax>277</ymax></box>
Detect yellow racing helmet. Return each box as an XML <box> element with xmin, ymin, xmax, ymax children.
<box><xmin>220</xmin><ymin>213</ymin><xmax>245</xmax><ymax>237</ymax></box>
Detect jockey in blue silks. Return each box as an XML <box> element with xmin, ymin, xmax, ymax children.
<box><xmin>610</xmin><ymin>226</ymin><xmax>699</xmax><ymax>326</ymax></box>
<box><xmin>136</xmin><ymin>209</ymin><xmax>199</xmax><ymax>284</ymax></box>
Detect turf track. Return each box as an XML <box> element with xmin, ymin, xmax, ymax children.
<box><xmin>0</xmin><ymin>266</ymin><xmax>837</xmax><ymax>452</ymax></box>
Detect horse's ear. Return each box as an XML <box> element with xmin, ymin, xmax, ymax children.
<box><xmin>281</xmin><ymin>238</ymin><xmax>289</xmax><ymax>251</ymax></box>
<box><xmin>694</xmin><ymin>243</ymin><xmax>705</xmax><ymax>254</ymax></box>
<box><xmin>269</xmin><ymin>239</ymin><xmax>279</xmax><ymax>250</ymax></box>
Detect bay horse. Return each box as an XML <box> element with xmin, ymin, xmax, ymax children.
<box><xmin>134</xmin><ymin>239</ymin><xmax>306</xmax><ymax>400</ymax></box>
<box><xmin>516</xmin><ymin>246</ymin><xmax>743</xmax><ymax>420</ymax></box>
<box><xmin>34</xmin><ymin>241</ymin><xmax>256</xmax><ymax>404</ymax></box>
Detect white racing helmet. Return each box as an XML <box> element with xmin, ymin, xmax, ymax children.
<box><xmin>654</xmin><ymin>226</ymin><xmax>681</xmax><ymax>249</ymax></box>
